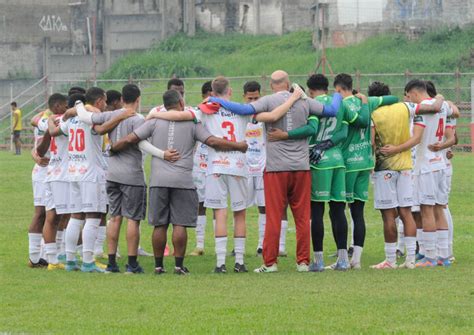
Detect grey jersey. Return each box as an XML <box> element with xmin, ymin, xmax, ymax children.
<box><xmin>250</xmin><ymin>91</ymin><xmax>324</xmax><ymax>172</ymax></box>
<box><xmin>134</xmin><ymin>118</ymin><xmax>212</xmax><ymax>189</ymax></box>
<box><xmin>92</xmin><ymin>110</ymin><xmax>146</xmax><ymax>186</ymax></box>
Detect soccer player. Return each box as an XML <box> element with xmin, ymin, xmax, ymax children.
<box><xmin>387</xmin><ymin>80</ymin><xmax>449</xmax><ymax>268</ymax></box>
<box><xmin>27</xmin><ymin>108</ymin><xmax>52</xmax><ymax>268</ymax></box>
<box><xmin>79</xmin><ymin>84</ymin><xmax>179</xmax><ymax>273</ymax></box>
<box><xmin>61</xmin><ymin>87</ymin><xmax>134</xmax><ymax>273</ymax></box>
<box><xmin>111</xmin><ymin>89</ymin><xmax>248</xmax><ymax>275</ymax></box>
<box><xmin>105</xmin><ymin>90</ymin><xmax>123</xmax><ymax>111</ymax></box>
<box><xmin>369</xmin><ymin>81</ymin><xmax>444</xmax><ymax>269</ymax></box>
<box><xmin>190</xmin><ymin>81</ymin><xmax>213</xmax><ymax>256</ymax></box>
<box><xmin>34</xmin><ymin>93</ymin><xmax>69</xmax><ymax>270</ymax></box>
<box><xmin>11</xmin><ymin>101</ymin><xmax>22</xmax><ymax>155</ymax></box>
<box><xmin>424</xmin><ymin>81</ymin><xmax>458</xmax><ymax>265</ymax></box>
<box><xmin>207</xmin><ymin>70</ymin><xmax>341</xmax><ymax>273</ymax></box>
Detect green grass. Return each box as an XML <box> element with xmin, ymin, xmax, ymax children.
<box><xmin>0</xmin><ymin>151</ymin><xmax>473</xmax><ymax>334</ymax></box>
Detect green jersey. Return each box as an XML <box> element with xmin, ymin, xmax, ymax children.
<box><xmin>341</xmin><ymin>96</ymin><xmax>373</xmax><ymax>172</ymax></box>
<box><xmin>311</xmin><ymin>95</ymin><xmax>358</xmax><ymax>170</ymax></box>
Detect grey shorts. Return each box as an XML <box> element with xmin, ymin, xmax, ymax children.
<box><xmin>106</xmin><ymin>181</ymin><xmax>147</xmax><ymax>221</ymax></box>
<box><xmin>148</xmin><ymin>187</ymin><xmax>198</xmax><ymax>227</ymax></box>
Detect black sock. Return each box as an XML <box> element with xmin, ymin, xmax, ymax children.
<box><xmin>350</xmin><ymin>200</ymin><xmax>366</xmax><ymax>247</ymax></box>
<box><xmin>329</xmin><ymin>201</ymin><xmax>348</xmax><ymax>250</ymax></box>
<box><xmin>108</xmin><ymin>254</ymin><xmax>116</xmax><ymax>266</ymax></box>
<box><xmin>128</xmin><ymin>255</ymin><xmax>138</xmax><ymax>268</ymax></box>
<box><xmin>155</xmin><ymin>257</ymin><xmax>163</xmax><ymax>268</ymax></box>
<box><xmin>311</xmin><ymin>201</ymin><xmax>325</xmax><ymax>252</ymax></box>
<box><xmin>175</xmin><ymin>257</ymin><xmax>184</xmax><ymax>268</ymax></box>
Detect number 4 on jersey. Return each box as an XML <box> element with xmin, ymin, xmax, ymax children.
<box><xmin>435</xmin><ymin>118</ymin><xmax>444</xmax><ymax>141</ymax></box>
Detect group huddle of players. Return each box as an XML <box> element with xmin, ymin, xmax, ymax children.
<box><xmin>26</xmin><ymin>70</ymin><xmax>458</xmax><ymax>275</ymax></box>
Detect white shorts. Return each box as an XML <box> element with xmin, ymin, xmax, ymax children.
<box><xmin>33</xmin><ymin>180</ymin><xmax>48</xmax><ymax>207</ymax></box>
<box><xmin>45</xmin><ymin>181</ymin><xmax>70</xmax><ymax>214</ymax></box>
<box><xmin>247</xmin><ymin>176</ymin><xmax>265</xmax><ymax>208</ymax></box>
<box><xmin>69</xmin><ymin>181</ymin><xmax>107</xmax><ymax>214</ymax></box>
<box><xmin>204</xmin><ymin>174</ymin><xmax>247</xmax><ymax>211</ymax></box>
<box><xmin>193</xmin><ymin>171</ymin><xmax>206</xmax><ymax>203</ymax></box>
<box><xmin>373</xmin><ymin>170</ymin><xmax>413</xmax><ymax>210</ymax></box>
<box><xmin>413</xmin><ymin>170</ymin><xmax>448</xmax><ymax>206</ymax></box>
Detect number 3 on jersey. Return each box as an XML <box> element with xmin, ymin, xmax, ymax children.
<box><xmin>221</xmin><ymin>121</ymin><xmax>236</xmax><ymax>142</ymax></box>
<box><xmin>69</xmin><ymin>129</ymin><xmax>85</xmax><ymax>152</ymax></box>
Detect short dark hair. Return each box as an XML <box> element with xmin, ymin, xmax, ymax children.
<box><xmin>333</xmin><ymin>73</ymin><xmax>353</xmax><ymax>91</ymax></box>
<box><xmin>163</xmin><ymin>89</ymin><xmax>182</xmax><ymax>110</ymax></box>
<box><xmin>404</xmin><ymin>79</ymin><xmax>427</xmax><ymax>94</ymax></box>
<box><xmin>167</xmin><ymin>78</ymin><xmax>184</xmax><ymax>89</ymax></box>
<box><xmin>68</xmin><ymin>86</ymin><xmax>86</xmax><ymax>96</ymax></box>
<box><xmin>106</xmin><ymin>90</ymin><xmax>122</xmax><ymax>106</ymax></box>
<box><xmin>68</xmin><ymin>93</ymin><xmax>86</xmax><ymax>108</ymax></box>
<box><xmin>10</xmin><ymin>101</ymin><xmax>17</xmax><ymax>107</ymax></box>
<box><xmin>121</xmin><ymin>84</ymin><xmax>140</xmax><ymax>104</ymax></box>
<box><xmin>243</xmin><ymin>81</ymin><xmax>261</xmax><ymax>94</ymax></box>
<box><xmin>368</xmin><ymin>81</ymin><xmax>391</xmax><ymax>97</ymax></box>
<box><xmin>201</xmin><ymin>81</ymin><xmax>212</xmax><ymax>96</ymax></box>
<box><xmin>425</xmin><ymin>80</ymin><xmax>437</xmax><ymax>98</ymax></box>
<box><xmin>48</xmin><ymin>93</ymin><xmax>67</xmax><ymax>109</ymax></box>
<box><xmin>85</xmin><ymin>87</ymin><xmax>106</xmax><ymax>105</ymax></box>
<box><xmin>307</xmin><ymin>74</ymin><xmax>329</xmax><ymax>91</ymax></box>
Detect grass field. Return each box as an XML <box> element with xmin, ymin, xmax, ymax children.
<box><xmin>0</xmin><ymin>151</ymin><xmax>473</xmax><ymax>334</ymax></box>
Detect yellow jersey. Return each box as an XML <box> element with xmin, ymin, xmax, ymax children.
<box><xmin>13</xmin><ymin>109</ymin><xmax>22</xmax><ymax>131</ymax></box>
<box><xmin>372</xmin><ymin>102</ymin><xmax>418</xmax><ymax>171</ymax></box>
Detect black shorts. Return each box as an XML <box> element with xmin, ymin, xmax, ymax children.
<box><xmin>148</xmin><ymin>187</ymin><xmax>198</xmax><ymax>227</ymax></box>
<box><xmin>13</xmin><ymin>130</ymin><xmax>21</xmax><ymax>140</ymax></box>
<box><xmin>106</xmin><ymin>181</ymin><xmax>147</xmax><ymax>221</ymax></box>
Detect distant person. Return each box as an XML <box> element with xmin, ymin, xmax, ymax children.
<box><xmin>11</xmin><ymin>102</ymin><xmax>22</xmax><ymax>155</ymax></box>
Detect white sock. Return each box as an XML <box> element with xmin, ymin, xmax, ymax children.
<box><xmin>416</xmin><ymin>229</ymin><xmax>425</xmax><ymax>255</ymax></box>
<box><xmin>444</xmin><ymin>207</ymin><xmax>454</xmax><ymax>256</ymax></box>
<box><xmin>436</xmin><ymin>230</ymin><xmax>449</xmax><ymax>259</ymax></box>
<box><xmin>405</xmin><ymin>236</ymin><xmax>416</xmax><ymax>263</ymax></box>
<box><xmin>234</xmin><ymin>237</ymin><xmax>246</xmax><ymax>264</ymax></box>
<box><xmin>44</xmin><ymin>242</ymin><xmax>58</xmax><ymax>265</ymax></box>
<box><xmin>28</xmin><ymin>233</ymin><xmax>42</xmax><ymax>263</ymax></box>
<box><xmin>82</xmin><ymin>218</ymin><xmax>101</xmax><ymax>263</ymax></box>
<box><xmin>215</xmin><ymin>236</ymin><xmax>227</xmax><ymax>267</ymax></box>
<box><xmin>257</xmin><ymin>213</ymin><xmax>266</xmax><ymax>249</ymax></box>
<box><xmin>384</xmin><ymin>242</ymin><xmax>397</xmax><ymax>264</ymax></box>
<box><xmin>396</xmin><ymin>217</ymin><xmax>405</xmax><ymax>252</ymax></box>
<box><xmin>56</xmin><ymin>230</ymin><xmax>65</xmax><ymax>255</ymax></box>
<box><xmin>279</xmin><ymin>220</ymin><xmax>288</xmax><ymax>253</ymax></box>
<box><xmin>195</xmin><ymin>215</ymin><xmax>207</xmax><ymax>249</ymax></box>
<box><xmin>39</xmin><ymin>238</ymin><xmax>46</xmax><ymax>260</ymax></box>
<box><xmin>94</xmin><ymin>225</ymin><xmax>106</xmax><ymax>256</ymax></box>
<box><xmin>423</xmin><ymin>231</ymin><xmax>437</xmax><ymax>260</ymax></box>
<box><xmin>65</xmin><ymin>218</ymin><xmax>84</xmax><ymax>262</ymax></box>
<box><xmin>314</xmin><ymin>251</ymin><xmax>324</xmax><ymax>264</ymax></box>
<box><xmin>351</xmin><ymin>245</ymin><xmax>363</xmax><ymax>264</ymax></box>
<box><xmin>337</xmin><ymin>249</ymin><xmax>349</xmax><ymax>263</ymax></box>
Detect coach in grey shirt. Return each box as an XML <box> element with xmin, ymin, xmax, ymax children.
<box><xmin>111</xmin><ymin>89</ymin><xmax>248</xmax><ymax>275</ymax></box>
<box><xmin>208</xmin><ymin>70</ymin><xmax>342</xmax><ymax>272</ymax></box>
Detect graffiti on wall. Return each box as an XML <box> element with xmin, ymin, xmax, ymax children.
<box><xmin>39</xmin><ymin>15</ymin><xmax>68</xmax><ymax>32</ymax></box>
<box><xmin>394</xmin><ymin>0</ymin><xmax>443</xmax><ymax>19</ymax></box>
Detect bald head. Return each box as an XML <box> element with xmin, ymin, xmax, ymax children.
<box><xmin>270</xmin><ymin>70</ymin><xmax>290</xmax><ymax>92</ymax></box>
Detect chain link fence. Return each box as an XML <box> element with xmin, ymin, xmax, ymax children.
<box><xmin>1</xmin><ymin>72</ymin><xmax>473</xmax><ymax>152</ymax></box>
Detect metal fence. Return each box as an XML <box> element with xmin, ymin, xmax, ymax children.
<box><xmin>1</xmin><ymin>72</ymin><xmax>473</xmax><ymax>151</ymax></box>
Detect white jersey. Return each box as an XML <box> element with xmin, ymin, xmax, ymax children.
<box><xmin>60</xmin><ymin>116</ymin><xmax>107</xmax><ymax>183</ymax></box>
<box><xmin>32</xmin><ymin>117</ymin><xmax>49</xmax><ymax>182</ymax></box>
<box><xmin>195</xmin><ymin>107</ymin><xmax>251</xmax><ymax>177</ymax></box>
<box><xmin>193</xmin><ymin>141</ymin><xmax>209</xmax><ymax>174</ymax></box>
<box><xmin>413</xmin><ymin>99</ymin><xmax>449</xmax><ymax>174</ymax></box>
<box><xmin>245</xmin><ymin>121</ymin><xmax>266</xmax><ymax>177</ymax></box>
<box><xmin>46</xmin><ymin>114</ymin><xmax>69</xmax><ymax>183</ymax></box>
